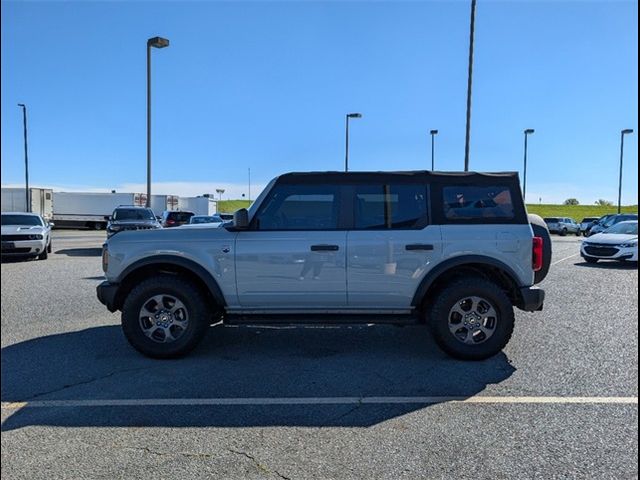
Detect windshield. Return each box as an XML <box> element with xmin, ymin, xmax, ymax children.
<box><xmin>544</xmin><ymin>218</ymin><xmax>559</xmax><ymax>223</ymax></box>
<box><xmin>190</xmin><ymin>216</ymin><xmax>222</xmax><ymax>224</ymax></box>
<box><xmin>1</xmin><ymin>214</ymin><xmax>43</xmax><ymax>226</ymax></box>
<box><xmin>113</xmin><ymin>208</ymin><xmax>155</xmax><ymax>221</ymax></box>
<box><xmin>604</xmin><ymin>221</ymin><xmax>638</xmax><ymax>235</ymax></box>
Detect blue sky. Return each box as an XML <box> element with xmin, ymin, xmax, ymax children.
<box><xmin>1</xmin><ymin>0</ymin><xmax>637</xmax><ymax>204</ymax></box>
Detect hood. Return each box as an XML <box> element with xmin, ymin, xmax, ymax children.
<box><xmin>107</xmin><ymin>222</ymin><xmax>233</xmax><ymax>245</ymax></box>
<box><xmin>1</xmin><ymin>225</ymin><xmax>45</xmax><ymax>235</ymax></box>
<box><xmin>178</xmin><ymin>222</ymin><xmax>223</xmax><ymax>229</ymax></box>
<box><xmin>584</xmin><ymin>233</ymin><xmax>637</xmax><ymax>245</ymax></box>
<box><xmin>109</xmin><ymin>219</ymin><xmax>159</xmax><ymax>226</ymax></box>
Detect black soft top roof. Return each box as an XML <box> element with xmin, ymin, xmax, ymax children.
<box><xmin>277</xmin><ymin>170</ymin><xmax>520</xmax><ymax>185</ymax></box>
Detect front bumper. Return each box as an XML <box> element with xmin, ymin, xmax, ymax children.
<box><xmin>516</xmin><ymin>286</ymin><xmax>545</xmax><ymax>312</ymax></box>
<box><xmin>97</xmin><ymin>281</ymin><xmax>119</xmax><ymax>312</ymax></box>
<box><xmin>1</xmin><ymin>239</ymin><xmax>47</xmax><ymax>256</ymax></box>
<box><xmin>581</xmin><ymin>244</ymin><xmax>638</xmax><ymax>261</ymax></box>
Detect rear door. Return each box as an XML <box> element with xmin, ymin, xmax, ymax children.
<box><xmin>346</xmin><ymin>182</ymin><xmax>441</xmax><ymax>309</ymax></box>
<box><xmin>235</xmin><ymin>183</ymin><xmax>347</xmax><ymax>308</ymax></box>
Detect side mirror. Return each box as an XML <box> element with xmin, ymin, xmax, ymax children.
<box><xmin>233</xmin><ymin>208</ymin><xmax>249</xmax><ymax>229</ymax></box>
<box><xmin>48</xmin><ymin>221</ymin><xmax>55</xmax><ymax>227</ymax></box>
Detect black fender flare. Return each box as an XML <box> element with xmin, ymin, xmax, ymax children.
<box><xmin>117</xmin><ymin>255</ymin><xmax>226</xmax><ymax>307</ymax></box>
<box><xmin>410</xmin><ymin>254</ymin><xmax>523</xmax><ymax>307</ymax></box>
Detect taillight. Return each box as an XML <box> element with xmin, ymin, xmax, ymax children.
<box><xmin>102</xmin><ymin>245</ymin><xmax>109</xmax><ymax>273</ymax></box>
<box><xmin>532</xmin><ymin>236</ymin><xmax>543</xmax><ymax>272</ymax></box>
<box><xmin>167</xmin><ymin>219</ymin><xmax>175</xmax><ymax>225</ymax></box>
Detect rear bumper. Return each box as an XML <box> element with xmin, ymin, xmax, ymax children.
<box><xmin>97</xmin><ymin>281</ymin><xmax>119</xmax><ymax>312</ymax></box>
<box><xmin>517</xmin><ymin>286</ymin><xmax>545</xmax><ymax>312</ymax></box>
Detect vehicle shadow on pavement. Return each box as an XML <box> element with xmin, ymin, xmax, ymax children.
<box><xmin>0</xmin><ymin>257</ymin><xmax>37</xmax><ymax>264</ymax></box>
<box><xmin>54</xmin><ymin>248</ymin><xmax>102</xmax><ymax>257</ymax></box>
<box><xmin>573</xmin><ymin>261</ymin><xmax>638</xmax><ymax>270</ymax></box>
<box><xmin>1</xmin><ymin>325</ymin><xmax>515</xmax><ymax>431</ymax></box>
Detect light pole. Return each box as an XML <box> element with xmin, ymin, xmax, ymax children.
<box><xmin>430</xmin><ymin>129</ymin><xmax>438</xmax><ymax>170</ymax></box>
<box><xmin>522</xmin><ymin>128</ymin><xmax>535</xmax><ymax>202</ymax></box>
<box><xmin>248</xmin><ymin>167</ymin><xmax>251</xmax><ymax>202</ymax></box>
<box><xmin>463</xmin><ymin>0</ymin><xmax>477</xmax><ymax>171</ymax></box>
<box><xmin>17</xmin><ymin>104</ymin><xmax>29</xmax><ymax>212</ymax></box>
<box><xmin>146</xmin><ymin>36</ymin><xmax>170</xmax><ymax>207</ymax></box>
<box><xmin>216</xmin><ymin>188</ymin><xmax>225</xmax><ymax>201</ymax></box>
<box><xmin>345</xmin><ymin>113</ymin><xmax>362</xmax><ymax>172</ymax></box>
<box><xmin>618</xmin><ymin>129</ymin><xmax>634</xmax><ymax>214</ymax></box>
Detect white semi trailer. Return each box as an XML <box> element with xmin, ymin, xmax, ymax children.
<box><xmin>1</xmin><ymin>188</ymin><xmax>54</xmax><ymax>220</ymax></box>
<box><xmin>178</xmin><ymin>196</ymin><xmax>218</xmax><ymax>216</ymax></box>
<box><xmin>52</xmin><ymin>192</ymin><xmax>179</xmax><ymax>229</ymax></box>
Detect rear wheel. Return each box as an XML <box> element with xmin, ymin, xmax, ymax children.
<box><xmin>428</xmin><ymin>278</ymin><xmax>515</xmax><ymax>360</ymax></box>
<box><xmin>121</xmin><ymin>275</ymin><xmax>210</xmax><ymax>358</ymax></box>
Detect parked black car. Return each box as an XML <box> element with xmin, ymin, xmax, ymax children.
<box><xmin>161</xmin><ymin>210</ymin><xmax>195</xmax><ymax>227</ymax></box>
<box><xmin>106</xmin><ymin>206</ymin><xmax>161</xmax><ymax>238</ymax></box>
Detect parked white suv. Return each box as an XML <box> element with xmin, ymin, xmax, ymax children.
<box><xmin>97</xmin><ymin>171</ymin><xmax>550</xmax><ymax>361</ymax></box>
<box><xmin>1</xmin><ymin>212</ymin><xmax>53</xmax><ymax>260</ymax></box>
<box><xmin>544</xmin><ymin>217</ymin><xmax>580</xmax><ymax>236</ymax></box>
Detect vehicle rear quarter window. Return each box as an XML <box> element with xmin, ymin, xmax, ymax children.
<box><xmin>443</xmin><ymin>186</ymin><xmax>515</xmax><ymax>220</ymax></box>
<box><xmin>353</xmin><ymin>184</ymin><xmax>427</xmax><ymax>229</ymax></box>
<box><xmin>254</xmin><ymin>184</ymin><xmax>339</xmax><ymax>230</ymax></box>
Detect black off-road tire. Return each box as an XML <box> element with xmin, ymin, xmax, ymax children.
<box><xmin>122</xmin><ymin>275</ymin><xmax>210</xmax><ymax>358</ymax></box>
<box><xmin>428</xmin><ymin>277</ymin><xmax>515</xmax><ymax>361</ymax></box>
<box><xmin>528</xmin><ymin>214</ymin><xmax>552</xmax><ymax>284</ymax></box>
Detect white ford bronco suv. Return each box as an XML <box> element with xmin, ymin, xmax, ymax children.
<box><xmin>97</xmin><ymin>171</ymin><xmax>550</xmax><ymax>360</ymax></box>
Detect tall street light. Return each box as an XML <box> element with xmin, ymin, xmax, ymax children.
<box><xmin>618</xmin><ymin>129</ymin><xmax>634</xmax><ymax>214</ymax></box>
<box><xmin>522</xmin><ymin>128</ymin><xmax>535</xmax><ymax>203</ymax></box>
<box><xmin>345</xmin><ymin>113</ymin><xmax>362</xmax><ymax>172</ymax></box>
<box><xmin>17</xmin><ymin>104</ymin><xmax>30</xmax><ymax>212</ymax></box>
<box><xmin>463</xmin><ymin>0</ymin><xmax>477</xmax><ymax>171</ymax></box>
<box><xmin>430</xmin><ymin>129</ymin><xmax>438</xmax><ymax>170</ymax></box>
<box><xmin>146</xmin><ymin>36</ymin><xmax>170</xmax><ymax>207</ymax></box>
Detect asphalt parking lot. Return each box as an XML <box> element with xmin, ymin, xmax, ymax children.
<box><xmin>1</xmin><ymin>230</ymin><xmax>637</xmax><ymax>479</ymax></box>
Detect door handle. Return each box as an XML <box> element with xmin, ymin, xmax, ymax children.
<box><xmin>405</xmin><ymin>244</ymin><xmax>434</xmax><ymax>251</ymax></box>
<box><xmin>311</xmin><ymin>244</ymin><xmax>339</xmax><ymax>251</ymax></box>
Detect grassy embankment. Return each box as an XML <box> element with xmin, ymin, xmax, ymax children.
<box><xmin>526</xmin><ymin>204</ymin><xmax>637</xmax><ymax>220</ymax></box>
<box><xmin>218</xmin><ymin>199</ymin><xmax>637</xmax><ymax>219</ymax></box>
<box><xmin>217</xmin><ymin>200</ymin><xmax>251</xmax><ymax>213</ymax></box>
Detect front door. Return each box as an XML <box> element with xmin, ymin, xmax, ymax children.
<box><xmin>235</xmin><ymin>183</ymin><xmax>347</xmax><ymax>308</ymax></box>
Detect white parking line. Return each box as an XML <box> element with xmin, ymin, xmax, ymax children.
<box><xmin>551</xmin><ymin>253</ymin><xmax>580</xmax><ymax>266</ymax></box>
<box><xmin>2</xmin><ymin>396</ymin><xmax>637</xmax><ymax>410</ymax></box>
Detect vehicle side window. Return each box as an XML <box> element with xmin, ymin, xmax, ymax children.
<box><xmin>352</xmin><ymin>184</ymin><xmax>427</xmax><ymax>230</ymax></box>
<box><xmin>254</xmin><ymin>184</ymin><xmax>339</xmax><ymax>230</ymax></box>
<box><xmin>443</xmin><ymin>186</ymin><xmax>515</xmax><ymax>220</ymax></box>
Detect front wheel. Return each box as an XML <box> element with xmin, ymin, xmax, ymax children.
<box><xmin>560</xmin><ymin>228</ymin><xmax>567</xmax><ymax>237</ymax></box>
<box><xmin>428</xmin><ymin>278</ymin><xmax>515</xmax><ymax>360</ymax></box>
<box><xmin>121</xmin><ymin>275</ymin><xmax>210</xmax><ymax>358</ymax></box>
